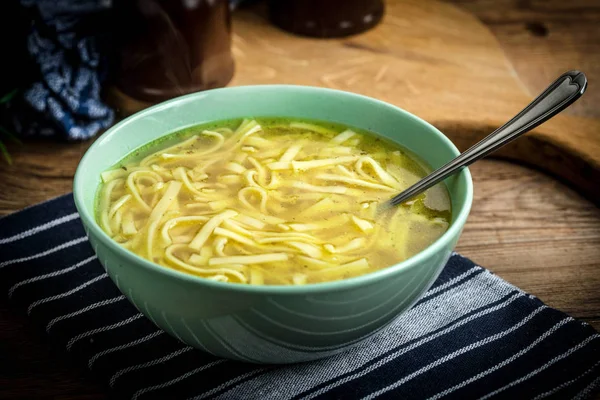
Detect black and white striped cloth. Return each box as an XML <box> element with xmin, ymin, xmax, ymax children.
<box><xmin>1</xmin><ymin>194</ymin><xmax>599</xmax><ymax>400</ymax></box>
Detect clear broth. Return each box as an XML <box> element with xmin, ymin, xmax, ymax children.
<box><xmin>96</xmin><ymin>118</ymin><xmax>451</xmax><ymax>285</ymax></box>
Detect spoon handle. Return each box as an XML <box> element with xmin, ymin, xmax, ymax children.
<box><xmin>387</xmin><ymin>70</ymin><xmax>588</xmax><ymax>207</ymax></box>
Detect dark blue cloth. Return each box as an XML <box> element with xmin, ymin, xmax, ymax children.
<box><xmin>10</xmin><ymin>0</ymin><xmax>248</xmax><ymax>140</ymax></box>
<box><xmin>1</xmin><ymin>193</ymin><xmax>599</xmax><ymax>399</ymax></box>
<box><xmin>14</xmin><ymin>0</ymin><xmax>115</xmax><ymax>140</ymax></box>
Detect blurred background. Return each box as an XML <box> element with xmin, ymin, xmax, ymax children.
<box><xmin>0</xmin><ymin>0</ymin><xmax>597</xmax><ymax>149</ymax></box>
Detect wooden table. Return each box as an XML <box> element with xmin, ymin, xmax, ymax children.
<box><xmin>1</xmin><ymin>1</ymin><xmax>599</xmax><ymax>398</ymax></box>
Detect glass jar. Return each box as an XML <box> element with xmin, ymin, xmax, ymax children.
<box><xmin>268</xmin><ymin>0</ymin><xmax>385</xmax><ymax>38</ymax></box>
<box><xmin>115</xmin><ymin>0</ymin><xmax>235</xmax><ymax>104</ymax></box>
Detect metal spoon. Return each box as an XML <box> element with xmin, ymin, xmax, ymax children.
<box><xmin>384</xmin><ymin>70</ymin><xmax>588</xmax><ymax>209</ymax></box>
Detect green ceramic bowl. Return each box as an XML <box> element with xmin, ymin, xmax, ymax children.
<box><xmin>73</xmin><ymin>85</ymin><xmax>473</xmax><ymax>364</ymax></box>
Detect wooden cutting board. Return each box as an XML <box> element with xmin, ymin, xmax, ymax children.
<box><xmin>110</xmin><ymin>0</ymin><xmax>600</xmax><ymax>203</ymax></box>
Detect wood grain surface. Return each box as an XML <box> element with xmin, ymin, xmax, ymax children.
<box><xmin>0</xmin><ymin>0</ymin><xmax>598</xmax><ymax>399</ymax></box>
<box><xmin>446</xmin><ymin>0</ymin><xmax>600</xmax><ymax>119</ymax></box>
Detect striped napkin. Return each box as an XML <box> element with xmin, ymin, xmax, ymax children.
<box><xmin>1</xmin><ymin>194</ymin><xmax>599</xmax><ymax>400</ymax></box>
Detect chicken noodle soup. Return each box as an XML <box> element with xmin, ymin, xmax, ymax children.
<box><xmin>96</xmin><ymin>118</ymin><xmax>451</xmax><ymax>285</ymax></box>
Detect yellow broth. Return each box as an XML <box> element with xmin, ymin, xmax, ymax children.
<box><xmin>96</xmin><ymin>118</ymin><xmax>451</xmax><ymax>285</ymax></box>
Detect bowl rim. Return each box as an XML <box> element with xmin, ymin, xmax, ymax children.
<box><xmin>74</xmin><ymin>84</ymin><xmax>473</xmax><ymax>294</ymax></box>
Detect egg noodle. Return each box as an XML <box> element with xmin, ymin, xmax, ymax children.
<box><xmin>97</xmin><ymin>119</ymin><xmax>450</xmax><ymax>285</ymax></box>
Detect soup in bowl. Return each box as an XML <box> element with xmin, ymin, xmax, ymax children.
<box><xmin>74</xmin><ymin>85</ymin><xmax>472</xmax><ymax>363</ymax></box>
